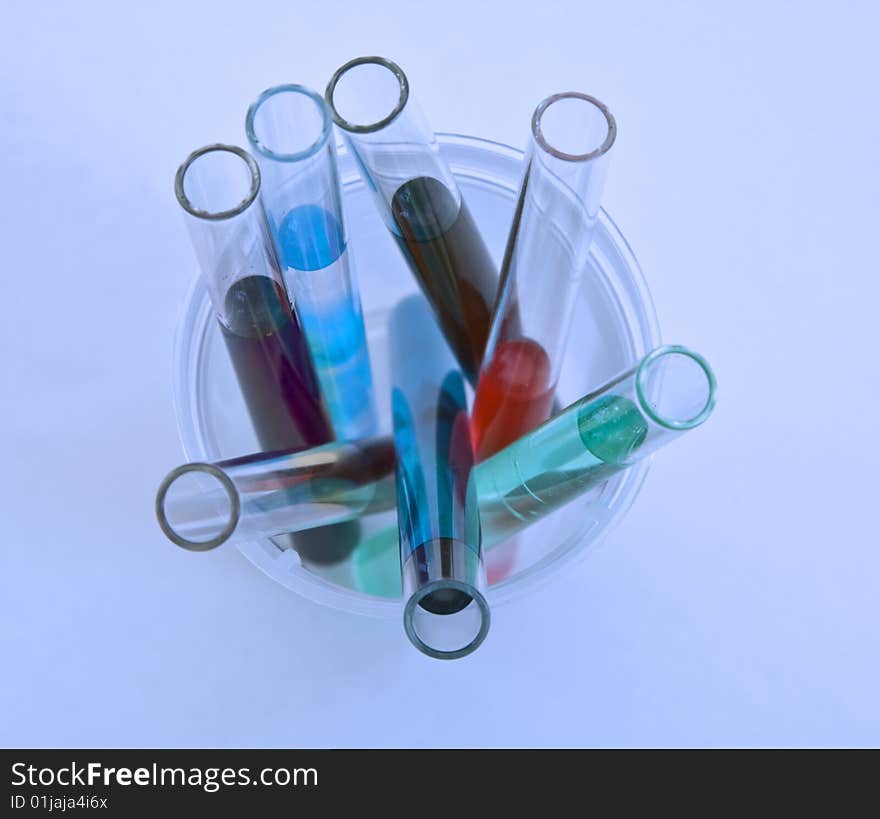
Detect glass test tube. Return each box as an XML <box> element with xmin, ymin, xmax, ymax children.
<box><xmin>475</xmin><ymin>346</ymin><xmax>716</xmax><ymax>541</ymax></box>
<box><xmin>156</xmin><ymin>438</ymin><xmax>396</xmax><ymax>559</ymax></box>
<box><xmin>390</xmin><ymin>295</ymin><xmax>489</xmax><ymax>659</ymax></box>
<box><xmin>325</xmin><ymin>57</ymin><xmax>498</xmax><ymax>385</ymax></box>
<box><xmin>472</xmin><ymin>93</ymin><xmax>617</xmax><ymax>462</ymax></box>
<box><xmin>174</xmin><ymin>144</ymin><xmax>333</xmax><ymax>452</ymax></box>
<box><xmin>246</xmin><ymin>85</ymin><xmax>378</xmax><ymax>440</ymax></box>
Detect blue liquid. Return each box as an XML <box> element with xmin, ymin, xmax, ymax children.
<box><xmin>276</xmin><ymin>204</ymin><xmax>377</xmax><ymax>440</ymax></box>
<box><xmin>277</xmin><ymin>203</ymin><xmax>345</xmax><ymax>271</ymax></box>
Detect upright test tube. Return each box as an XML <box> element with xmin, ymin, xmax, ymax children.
<box><xmin>390</xmin><ymin>296</ymin><xmax>489</xmax><ymax>659</ymax></box>
<box><xmin>174</xmin><ymin>144</ymin><xmax>333</xmax><ymax>452</ymax></box>
<box><xmin>471</xmin><ymin>92</ymin><xmax>617</xmax><ymax>461</ymax></box>
<box><xmin>246</xmin><ymin>85</ymin><xmax>378</xmax><ymax>440</ymax></box>
<box><xmin>326</xmin><ymin>57</ymin><xmax>498</xmax><ymax>385</ymax></box>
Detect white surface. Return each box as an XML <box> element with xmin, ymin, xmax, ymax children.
<box><xmin>1</xmin><ymin>0</ymin><xmax>878</xmax><ymax>747</ymax></box>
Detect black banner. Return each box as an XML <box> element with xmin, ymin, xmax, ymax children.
<box><xmin>4</xmin><ymin>748</ymin><xmax>858</xmax><ymax>814</ymax></box>
<box><xmin>1</xmin><ymin>752</ymin><xmax>336</xmax><ymax>814</ymax></box>
<box><xmin>2</xmin><ymin>749</ymin><xmax>560</xmax><ymax>814</ymax></box>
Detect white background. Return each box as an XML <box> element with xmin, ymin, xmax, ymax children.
<box><xmin>1</xmin><ymin>0</ymin><xmax>878</xmax><ymax>747</ymax></box>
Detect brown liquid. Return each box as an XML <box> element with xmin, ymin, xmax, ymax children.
<box><xmin>390</xmin><ymin>176</ymin><xmax>498</xmax><ymax>384</ymax></box>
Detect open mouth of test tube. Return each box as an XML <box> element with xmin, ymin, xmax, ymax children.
<box><xmin>635</xmin><ymin>345</ymin><xmax>717</xmax><ymax>430</ymax></box>
<box><xmin>532</xmin><ymin>91</ymin><xmax>617</xmax><ymax>162</ymax></box>
<box><xmin>404</xmin><ymin>580</ymin><xmax>491</xmax><ymax>661</ymax></box>
<box><xmin>246</xmin><ymin>84</ymin><xmax>332</xmax><ymax>162</ymax></box>
<box><xmin>174</xmin><ymin>144</ymin><xmax>261</xmax><ymax>221</ymax></box>
<box><xmin>325</xmin><ymin>56</ymin><xmax>410</xmax><ymax>133</ymax></box>
<box><xmin>155</xmin><ymin>463</ymin><xmax>240</xmax><ymax>551</ymax></box>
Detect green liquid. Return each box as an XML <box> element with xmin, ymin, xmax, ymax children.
<box><xmin>351</xmin><ymin>524</ymin><xmax>403</xmax><ymax>598</ymax></box>
<box><xmin>476</xmin><ymin>394</ymin><xmax>646</xmax><ymax>536</ymax></box>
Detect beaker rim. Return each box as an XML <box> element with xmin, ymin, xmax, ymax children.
<box><xmin>172</xmin><ymin>133</ymin><xmax>661</xmax><ymax>618</ymax></box>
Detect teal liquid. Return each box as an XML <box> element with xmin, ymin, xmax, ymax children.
<box><xmin>477</xmin><ymin>394</ymin><xmax>647</xmax><ymax>537</ymax></box>
<box><xmin>276</xmin><ymin>204</ymin><xmax>377</xmax><ymax>440</ymax></box>
<box><xmin>351</xmin><ymin>394</ymin><xmax>649</xmax><ymax>598</ymax></box>
<box><xmin>351</xmin><ymin>521</ymin><xmax>403</xmax><ymax>598</ymax></box>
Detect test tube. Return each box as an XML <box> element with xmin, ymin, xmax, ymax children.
<box><xmin>325</xmin><ymin>57</ymin><xmax>498</xmax><ymax>385</ymax></box>
<box><xmin>174</xmin><ymin>144</ymin><xmax>333</xmax><ymax>452</ymax></box>
<box><xmin>475</xmin><ymin>345</ymin><xmax>716</xmax><ymax>542</ymax></box>
<box><xmin>155</xmin><ymin>438</ymin><xmax>396</xmax><ymax>560</ymax></box>
<box><xmin>246</xmin><ymin>85</ymin><xmax>378</xmax><ymax>440</ymax></box>
<box><xmin>390</xmin><ymin>295</ymin><xmax>489</xmax><ymax>659</ymax></box>
<box><xmin>472</xmin><ymin>93</ymin><xmax>617</xmax><ymax>462</ymax></box>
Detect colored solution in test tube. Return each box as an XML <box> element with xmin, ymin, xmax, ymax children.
<box><xmin>472</xmin><ymin>92</ymin><xmax>616</xmax><ymax>459</ymax></box>
<box><xmin>390</xmin><ymin>295</ymin><xmax>489</xmax><ymax>659</ymax></box>
<box><xmin>471</xmin><ymin>92</ymin><xmax>617</xmax><ymax>581</ymax></box>
<box><xmin>176</xmin><ymin>144</ymin><xmax>359</xmax><ymax>564</ymax></box>
<box><xmin>246</xmin><ymin>84</ymin><xmax>377</xmax><ymax>440</ymax></box>
<box><xmin>174</xmin><ymin>144</ymin><xmax>332</xmax><ymax>452</ymax></box>
<box><xmin>326</xmin><ymin>57</ymin><xmax>498</xmax><ymax>385</ymax></box>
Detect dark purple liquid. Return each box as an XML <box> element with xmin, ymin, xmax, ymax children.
<box><xmin>219</xmin><ymin>276</ymin><xmax>358</xmax><ymax>565</ymax></box>
<box><xmin>219</xmin><ymin>275</ymin><xmax>332</xmax><ymax>452</ymax></box>
<box><xmin>390</xmin><ymin>176</ymin><xmax>498</xmax><ymax>385</ymax></box>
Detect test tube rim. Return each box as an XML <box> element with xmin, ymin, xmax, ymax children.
<box><xmin>325</xmin><ymin>55</ymin><xmax>410</xmax><ymax>134</ymax></box>
<box><xmin>403</xmin><ymin>580</ymin><xmax>491</xmax><ymax>660</ymax></box>
<box><xmin>155</xmin><ymin>462</ymin><xmax>240</xmax><ymax>551</ymax></box>
<box><xmin>531</xmin><ymin>92</ymin><xmax>617</xmax><ymax>163</ymax></box>
<box><xmin>635</xmin><ymin>345</ymin><xmax>717</xmax><ymax>431</ymax></box>
<box><xmin>174</xmin><ymin>144</ymin><xmax>261</xmax><ymax>222</ymax></box>
<box><xmin>245</xmin><ymin>83</ymin><xmax>334</xmax><ymax>163</ymax></box>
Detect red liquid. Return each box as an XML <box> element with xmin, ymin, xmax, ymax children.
<box><xmin>471</xmin><ymin>337</ymin><xmax>554</xmax><ymax>584</ymax></box>
<box><xmin>471</xmin><ymin>338</ymin><xmax>555</xmax><ymax>462</ymax></box>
